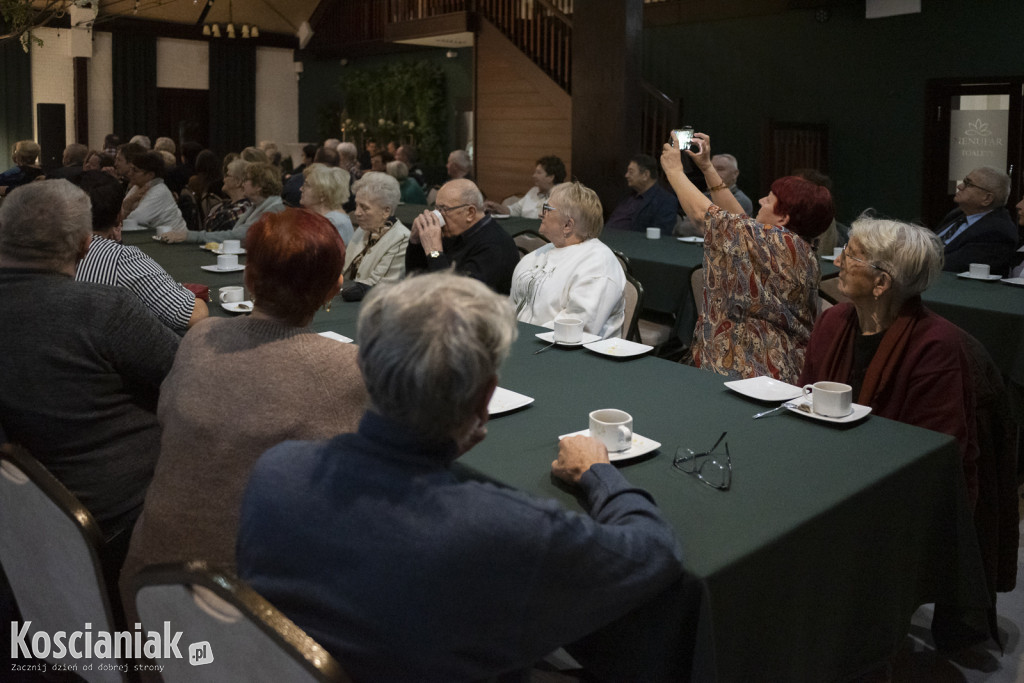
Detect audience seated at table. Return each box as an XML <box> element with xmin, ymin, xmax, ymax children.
<box><xmin>301</xmin><ymin>163</ymin><xmax>354</xmax><ymax>244</ymax></box>
<box><xmin>236</xmin><ymin>272</ymin><xmax>684</xmax><ymax>682</ymax></box>
<box><xmin>406</xmin><ymin>178</ymin><xmax>520</xmax><ymax>295</ymax></box>
<box><xmin>934</xmin><ymin>166</ymin><xmax>1018</xmax><ymax>276</ymax></box>
<box><xmin>604</xmin><ymin>153</ymin><xmax>680</xmax><ymax>234</ymax></box>
<box><xmin>47</xmin><ymin>143</ymin><xmax>88</xmax><ymax>182</ymax></box>
<box><xmin>661</xmin><ymin>132</ymin><xmax>832</xmax><ymax>383</ymax></box>
<box><xmin>118</xmin><ymin>151</ymin><xmax>187</xmax><ymax>231</ymax></box>
<box><xmin>83</xmin><ymin>149</ymin><xmax>116</xmax><ymax>176</ymax></box>
<box><xmin>0</xmin><ymin>140</ymin><xmax>43</xmax><ymax>197</ymax></box>
<box><xmin>342</xmin><ymin>171</ymin><xmax>410</xmax><ymax>301</ymax></box>
<box><xmin>387</xmin><ymin>159</ymin><xmax>426</xmax><ymax>205</ymax></box>
<box><xmin>799</xmin><ymin>216</ymin><xmax>978</xmax><ymax>502</ymax></box>
<box><xmin>161</xmin><ymin>161</ymin><xmax>284</xmax><ymax>245</ymax></box>
<box><xmin>484</xmin><ymin>155</ymin><xmax>566</xmax><ymax>219</ymax></box>
<box><xmin>0</xmin><ymin>180</ymin><xmax>179</xmax><ymax>542</ymax></box>
<box><xmin>74</xmin><ymin>171</ymin><xmax>208</xmax><ymax>333</ymax></box>
<box><xmin>119</xmin><ymin>207</ymin><xmax>367</xmax><ymax>624</ymax></box>
<box><xmin>511</xmin><ymin>181</ymin><xmax>626</xmax><ymax>338</ymax></box>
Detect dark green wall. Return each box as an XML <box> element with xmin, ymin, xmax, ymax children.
<box><xmin>298</xmin><ymin>47</ymin><xmax>473</xmax><ymax>166</ymax></box>
<box><xmin>642</xmin><ymin>2</ymin><xmax>1022</xmax><ymax>224</ymax></box>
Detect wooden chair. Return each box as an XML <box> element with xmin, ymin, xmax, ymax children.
<box><xmin>512</xmin><ymin>229</ymin><xmax>549</xmax><ymax>256</ymax></box>
<box><xmin>0</xmin><ymin>443</ymin><xmax>127</xmax><ymax>683</ymax></box>
<box><xmin>612</xmin><ymin>250</ymin><xmax>644</xmax><ymax>342</ymax></box>
<box><xmin>134</xmin><ymin>561</ymin><xmax>350</xmax><ymax>683</ymax></box>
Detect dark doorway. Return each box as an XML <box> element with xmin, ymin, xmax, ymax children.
<box><xmin>155</xmin><ymin>88</ymin><xmax>210</xmax><ymax>151</ymax></box>
<box><xmin>922</xmin><ymin>77</ymin><xmax>1024</xmax><ymax>228</ymax></box>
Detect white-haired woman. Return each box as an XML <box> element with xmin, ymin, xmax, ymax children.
<box><xmin>799</xmin><ymin>215</ymin><xmax>978</xmax><ymax>503</ymax></box>
<box><xmin>341</xmin><ymin>171</ymin><xmax>410</xmax><ymax>301</ymax></box>
<box><xmin>301</xmin><ymin>163</ymin><xmax>354</xmax><ymax>244</ymax></box>
<box><xmin>203</xmin><ymin>158</ymin><xmax>252</xmax><ymax>233</ymax></box>
<box><xmin>510</xmin><ymin>181</ymin><xmax>625</xmax><ymax>338</ymax></box>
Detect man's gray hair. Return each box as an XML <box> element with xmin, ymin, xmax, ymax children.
<box><xmin>154</xmin><ymin>137</ymin><xmax>176</xmax><ymax>154</ymax></box>
<box><xmin>129</xmin><ymin>135</ymin><xmax>151</xmax><ymax>150</ymax></box>
<box><xmin>352</xmin><ymin>172</ymin><xmax>401</xmax><ymax>213</ymax></box>
<box><xmin>357</xmin><ymin>272</ymin><xmax>518</xmax><ymax>444</ymax></box>
<box><xmin>850</xmin><ymin>212</ymin><xmax>944</xmax><ymax>300</ymax></box>
<box><xmin>971</xmin><ymin>166</ymin><xmax>1011</xmax><ymax>206</ymax></box>
<box><xmin>337</xmin><ymin>141</ymin><xmax>357</xmax><ymax>161</ymax></box>
<box><xmin>0</xmin><ymin>180</ymin><xmax>92</xmax><ymax>269</ymax></box>
<box><xmin>445</xmin><ymin>179</ymin><xmax>484</xmax><ymax>209</ymax></box>
<box><xmin>449</xmin><ymin>149</ymin><xmax>472</xmax><ymax>173</ymax></box>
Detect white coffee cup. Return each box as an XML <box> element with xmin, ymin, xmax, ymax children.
<box><xmin>646</xmin><ymin>227</ymin><xmax>661</xmax><ymax>240</ymax></box>
<box><xmin>969</xmin><ymin>263</ymin><xmax>990</xmax><ymax>278</ymax></box>
<box><xmin>222</xmin><ymin>239</ymin><xmax>242</xmax><ymax>254</ymax></box>
<box><xmin>219</xmin><ymin>286</ymin><xmax>244</xmax><ymax>303</ymax></box>
<box><xmin>122</xmin><ymin>218</ymin><xmax>139</xmax><ymax>231</ymax></box>
<box><xmin>553</xmin><ymin>317</ymin><xmax>584</xmax><ymax>344</ymax></box>
<box><xmin>431</xmin><ymin>209</ymin><xmax>446</xmax><ymax>227</ymax></box>
<box><xmin>589</xmin><ymin>409</ymin><xmax>634</xmax><ymax>453</ymax></box>
<box><xmin>801</xmin><ymin>381</ymin><xmax>853</xmax><ymax>418</ymax></box>
<box><xmin>217</xmin><ymin>254</ymin><xmax>239</xmax><ymax>270</ymax></box>
<box><xmin>833</xmin><ymin>247</ymin><xmax>844</xmax><ymax>258</ymax></box>
<box><xmin>155</xmin><ymin>225</ymin><xmax>172</xmax><ymax>236</ymax></box>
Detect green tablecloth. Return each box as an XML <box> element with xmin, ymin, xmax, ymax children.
<box><xmin>127</xmin><ymin>231</ymin><xmax>990</xmax><ymax>681</ymax></box>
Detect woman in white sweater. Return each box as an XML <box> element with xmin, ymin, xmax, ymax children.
<box><xmin>510</xmin><ymin>181</ymin><xmax>625</xmax><ymax>338</ymax></box>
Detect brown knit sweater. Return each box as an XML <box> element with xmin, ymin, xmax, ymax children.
<box><xmin>119</xmin><ymin>315</ymin><xmax>367</xmax><ymax>604</ymax></box>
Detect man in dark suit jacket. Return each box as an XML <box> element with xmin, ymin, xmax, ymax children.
<box><xmin>935</xmin><ymin>166</ymin><xmax>1017</xmax><ymax>276</ymax></box>
<box><xmin>603</xmin><ymin>154</ymin><xmax>680</xmax><ymax>233</ymax></box>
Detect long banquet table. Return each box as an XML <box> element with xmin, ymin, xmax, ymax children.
<box><xmin>125</xmin><ymin>230</ymin><xmax>991</xmax><ymax>682</ymax></box>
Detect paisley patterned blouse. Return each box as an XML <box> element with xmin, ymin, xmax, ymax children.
<box><xmin>691</xmin><ymin>205</ymin><xmax>820</xmax><ymax>383</ymax></box>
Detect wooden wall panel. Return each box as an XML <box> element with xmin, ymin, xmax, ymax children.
<box><xmin>475</xmin><ymin>19</ymin><xmax>571</xmax><ymax>202</ymax></box>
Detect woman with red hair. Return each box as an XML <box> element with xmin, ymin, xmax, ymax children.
<box><xmin>661</xmin><ymin>133</ymin><xmax>833</xmax><ymax>382</ymax></box>
<box><xmin>119</xmin><ymin>207</ymin><xmax>368</xmax><ymax>617</ymax></box>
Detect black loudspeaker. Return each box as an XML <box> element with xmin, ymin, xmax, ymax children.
<box><xmin>36</xmin><ymin>103</ymin><xmax>66</xmax><ymax>174</ymax></box>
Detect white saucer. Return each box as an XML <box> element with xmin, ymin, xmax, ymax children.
<box><xmin>677</xmin><ymin>236</ymin><xmax>704</xmax><ymax>244</ymax></box>
<box><xmin>318</xmin><ymin>331</ymin><xmax>353</xmax><ymax>344</ymax></box>
<box><xmin>583</xmin><ymin>337</ymin><xmax>653</xmax><ymax>358</ymax></box>
<box><xmin>957</xmin><ymin>272</ymin><xmax>1001</xmax><ymax>281</ymax></box>
<box><xmin>820</xmin><ymin>255</ymin><xmax>836</xmax><ymax>262</ymax></box>
<box><xmin>491</xmin><ymin>214</ymin><xmax>511</xmax><ymax>219</ymax></box>
<box><xmin>725</xmin><ymin>376</ymin><xmax>803</xmax><ymax>402</ymax></box>
<box><xmin>220</xmin><ymin>300</ymin><xmax>253</xmax><ymax>313</ymax></box>
<box><xmin>488</xmin><ymin>387</ymin><xmax>534</xmax><ymax>415</ymax></box>
<box><xmin>206</xmin><ymin>247</ymin><xmax>246</xmax><ymax>255</ymax></box>
<box><xmin>999</xmin><ymin>277</ymin><xmax>1024</xmax><ymax>287</ymax></box>
<box><xmin>535</xmin><ymin>331</ymin><xmax>602</xmax><ymax>347</ymax></box>
<box><xmin>558</xmin><ymin>429</ymin><xmax>661</xmax><ymax>461</ymax></box>
<box><xmin>783</xmin><ymin>397</ymin><xmax>871</xmax><ymax>424</ymax></box>
<box><xmin>201</xmin><ymin>264</ymin><xmax>245</xmax><ymax>273</ymax></box>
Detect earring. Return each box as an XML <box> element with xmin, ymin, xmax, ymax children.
<box><xmin>325</xmin><ymin>299</ymin><xmax>332</xmax><ymax>312</ymax></box>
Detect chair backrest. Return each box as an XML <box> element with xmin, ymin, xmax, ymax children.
<box><xmin>134</xmin><ymin>562</ymin><xmax>350</xmax><ymax>683</ymax></box>
<box><xmin>612</xmin><ymin>250</ymin><xmax>643</xmax><ymax>341</ymax></box>
<box><xmin>0</xmin><ymin>444</ymin><xmax>124</xmax><ymax>683</ymax></box>
<box><xmin>818</xmin><ymin>275</ymin><xmax>850</xmax><ymax>305</ymax></box>
<box><xmin>690</xmin><ymin>267</ymin><xmax>704</xmax><ymax>316</ymax></box>
<box><xmin>512</xmin><ymin>229</ymin><xmax>549</xmax><ymax>256</ymax></box>
<box><xmin>178</xmin><ymin>187</ymin><xmax>203</xmax><ymax>232</ymax></box>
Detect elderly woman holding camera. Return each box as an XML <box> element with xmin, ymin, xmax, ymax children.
<box><xmin>661</xmin><ymin>133</ymin><xmax>833</xmax><ymax>383</ymax></box>
<box><xmin>510</xmin><ymin>181</ymin><xmax>625</xmax><ymax>338</ymax></box>
<box><xmin>161</xmin><ymin>161</ymin><xmax>284</xmax><ymax>244</ymax></box>
<box><xmin>341</xmin><ymin>171</ymin><xmax>410</xmax><ymax>302</ymax></box>
<box><xmin>119</xmin><ymin>207</ymin><xmax>367</xmax><ymax>618</ymax></box>
<box><xmin>799</xmin><ymin>216</ymin><xmax>978</xmax><ymax>502</ymax></box>
<box><xmin>301</xmin><ymin>163</ymin><xmax>354</xmax><ymax>244</ymax></box>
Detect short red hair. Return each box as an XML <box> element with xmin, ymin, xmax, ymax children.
<box><xmin>245</xmin><ymin>208</ymin><xmax>345</xmax><ymax>325</ymax></box>
<box><xmin>770</xmin><ymin>176</ymin><xmax>835</xmax><ymax>241</ymax></box>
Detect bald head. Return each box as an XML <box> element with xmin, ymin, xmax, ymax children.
<box><xmin>436</xmin><ymin>179</ymin><xmax>484</xmax><ymax>237</ymax></box>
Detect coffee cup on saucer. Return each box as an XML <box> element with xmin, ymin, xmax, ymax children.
<box><xmin>222</xmin><ymin>239</ymin><xmax>242</xmax><ymax>254</ymax></box>
<box><xmin>968</xmin><ymin>263</ymin><xmax>990</xmax><ymax>278</ymax></box>
<box><xmin>219</xmin><ymin>286</ymin><xmax>244</xmax><ymax>303</ymax></box>
<box><xmin>589</xmin><ymin>409</ymin><xmax>633</xmax><ymax>453</ymax></box>
<box><xmin>801</xmin><ymin>381</ymin><xmax>852</xmax><ymax>418</ymax></box>
<box><xmin>217</xmin><ymin>254</ymin><xmax>239</xmax><ymax>270</ymax></box>
<box><xmin>553</xmin><ymin>317</ymin><xmax>584</xmax><ymax>344</ymax></box>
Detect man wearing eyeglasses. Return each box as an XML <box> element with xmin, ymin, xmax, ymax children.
<box><xmin>406</xmin><ymin>178</ymin><xmax>520</xmax><ymax>294</ymax></box>
<box><xmin>934</xmin><ymin>166</ymin><xmax>1017</xmax><ymax>276</ymax></box>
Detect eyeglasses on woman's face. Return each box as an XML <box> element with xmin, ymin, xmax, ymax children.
<box><xmin>838</xmin><ymin>244</ymin><xmax>890</xmax><ymax>278</ymax></box>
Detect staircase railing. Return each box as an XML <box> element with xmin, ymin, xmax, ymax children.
<box><xmin>477</xmin><ymin>0</ymin><xmax>573</xmax><ymax>93</ymax></box>
<box><xmin>640</xmin><ymin>81</ymin><xmax>678</xmax><ymax>156</ymax></box>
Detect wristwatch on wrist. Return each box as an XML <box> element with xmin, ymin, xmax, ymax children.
<box><xmin>429</xmin><ymin>250</ymin><xmax>442</xmax><ymax>259</ymax></box>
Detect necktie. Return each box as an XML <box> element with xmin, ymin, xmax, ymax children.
<box><xmin>936</xmin><ymin>216</ymin><xmax>967</xmax><ymax>244</ymax></box>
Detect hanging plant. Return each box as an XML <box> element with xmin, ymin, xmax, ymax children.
<box><xmin>338</xmin><ymin>61</ymin><xmax>447</xmax><ymax>165</ymax></box>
